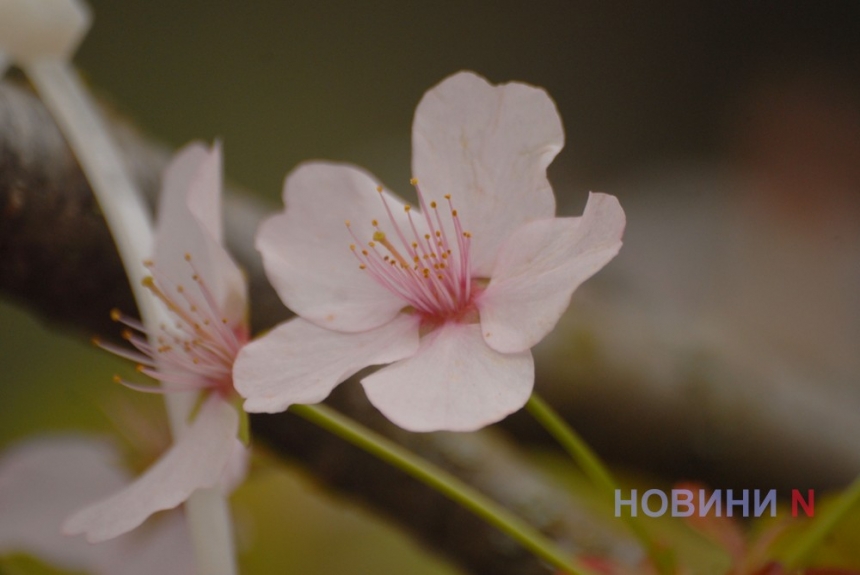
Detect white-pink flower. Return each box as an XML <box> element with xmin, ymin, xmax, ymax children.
<box><xmin>234</xmin><ymin>71</ymin><xmax>625</xmax><ymax>432</ymax></box>
<box><xmin>63</xmin><ymin>142</ymin><xmax>249</xmax><ymax>542</ymax></box>
<box><xmin>0</xmin><ymin>435</ymin><xmax>195</xmax><ymax>575</ymax></box>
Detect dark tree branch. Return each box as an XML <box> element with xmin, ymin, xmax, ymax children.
<box><xmin>0</xmin><ymin>80</ymin><xmax>633</xmax><ymax>575</ymax></box>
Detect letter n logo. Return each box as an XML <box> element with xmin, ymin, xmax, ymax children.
<box><xmin>792</xmin><ymin>489</ymin><xmax>814</xmax><ymax>517</ymax></box>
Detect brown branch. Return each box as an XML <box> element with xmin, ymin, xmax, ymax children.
<box><xmin>0</xmin><ymin>79</ymin><xmax>633</xmax><ymax>575</ymax></box>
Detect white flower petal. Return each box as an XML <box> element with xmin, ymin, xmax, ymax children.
<box><xmin>115</xmin><ymin>513</ymin><xmax>194</xmax><ymax>575</ymax></box>
<box><xmin>258</xmin><ymin>162</ymin><xmax>419</xmax><ymax>332</ymax></box>
<box><xmin>235</xmin><ymin>314</ymin><xmax>420</xmax><ymax>413</ymax></box>
<box><xmin>0</xmin><ymin>436</ymin><xmax>127</xmax><ymax>571</ymax></box>
<box><xmin>218</xmin><ymin>439</ymin><xmax>250</xmax><ymax>495</ymax></box>
<box><xmin>362</xmin><ymin>322</ymin><xmax>534</xmax><ymax>432</ymax></box>
<box><xmin>155</xmin><ymin>142</ymin><xmax>247</xmax><ymax>326</ymax></box>
<box><xmin>0</xmin><ymin>436</ymin><xmax>195</xmax><ymax>575</ymax></box>
<box><xmin>412</xmin><ymin>71</ymin><xmax>564</xmax><ymax>276</ymax></box>
<box><xmin>479</xmin><ymin>192</ymin><xmax>625</xmax><ymax>353</ymax></box>
<box><xmin>63</xmin><ymin>396</ymin><xmax>239</xmax><ymax>542</ymax></box>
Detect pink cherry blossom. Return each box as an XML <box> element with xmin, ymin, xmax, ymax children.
<box><xmin>234</xmin><ymin>71</ymin><xmax>626</xmax><ymax>432</ymax></box>
<box><xmin>64</xmin><ymin>142</ymin><xmax>249</xmax><ymax>542</ymax></box>
<box><xmin>0</xmin><ymin>435</ymin><xmax>195</xmax><ymax>575</ymax></box>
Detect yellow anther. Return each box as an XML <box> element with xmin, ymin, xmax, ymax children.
<box><xmin>373</xmin><ymin>230</ymin><xmax>386</xmax><ymax>242</ymax></box>
<box><xmin>110</xmin><ymin>308</ymin><xmax>122</xmax><ymax>321</ymax></box>
<box><xmin>136</xmin><ymin>364</ymin><xmax>145</xmax><ymax>372</ymax></box>
<box><xmin>404</xmin><ymin>205</ymin><xmax>411</xmax><ymax>212</ymax></box>
<box><xmin>143</xmin><ymin>259</ymin><xmax>154</xmax><ymax>267</ymax></box>
<box><xmin>222</xmin><ymin>318</ymin><xmax>228</xmax><ymax>324</ymax></box>
<box><xmin>444</xmin><ymin>194</ymin><xmax>451</xmax><ymax>200</ymax></box>
<box><xmin>121</xmin><ymin>329</ymin><xmax>133</xmax><ymax>340</ymax></box>
<box><xmin>91</xmin><ymin>336</ymin><xmax>101</xmax><ymax>346</ymax></box>
<box><xmin>359</xmin><ymin>264</ymin><xmax>367</xmax><ymax>270</ymax></box>
<box><xmin>368</xmin><ymin>241</ymin><xmax>376</xmax><ymax>248</ymax></box>
<box><xmin>372</xmin><ymin>219</ymin><xmax>378</xmax><ymax>226</ymax></box>
<box><xmin>410</xmin><ymin>178</ymin><xmax>418</xmax><ymax>186</ymax></box>
<box><xmin>435</xmin><ymin>231</ymin><xmax>441</xmax><ymax>237</ymax></box>
<box><xmin>345</xmin><ymin>220</ymin><xmax>351</xmax><ymax>227</ymax></box>
<box><xmin>430</xmin><ymin>201</ymin><xmax>437</xmax><ymax>208</ymax></box>
<box><xmin>184</xmin><ymin>253</ymin><xmax>192</xmax><ymax>261</ymax></box>
<box><xmin>177</xmin><ymin>285</ymin><xmax>184</xmax><ymax>293</ymax></box>
<box><xmin>112</xmin><ymin>375</ymin><xmax>122</xmax><ymax>384</ymax></box>
<box><xmin>452</xmin><ymin>210</ymin><xmax>458</xmax><ymax>217</ymax></box>
<box><xmin>376</xmin><ymin>186</ymin><xmax>384</xmax><ymax>193</ymax></box>
<box><xmin>142</xmin><ymin>276</ymin><xmax>155</xmax><ymax>287</ymax></box>
<box><xmin>350</xmin><ymin>244</ymin><xmax>356</xmax><ymax>250</ymax></box>
<box><xmin>412</xmin><ymin>242</ymin><xmax>418</xmax><ymax>248</ymax></box>
<box><xmin>424</xmin><ymin>234</ymin><xmax>431</xmax><ymax>240</ymax></box>
<box><xmin>463</xmin><ymin>232</ymin><xmax>472</xmax><ymax>238</ymax></box>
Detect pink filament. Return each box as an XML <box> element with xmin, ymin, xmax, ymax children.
<box><xmin>98</xmin><ymin>257</ymin><xmax>246</xmax><ymax>397</ymax></box>
<box><xmin>348</xmin><ymin>183</ymin><xmax>473</xmax><ymax>320</ymax></box>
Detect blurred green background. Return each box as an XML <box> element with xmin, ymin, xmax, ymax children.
<box><xmin>3</xmin><ymin>1</ymin><xmax>860</xmax><ymax>573</ymax></box>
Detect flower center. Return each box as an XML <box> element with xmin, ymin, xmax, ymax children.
<box><xmin>96</xmin><ymin>255</ymin><xmax>247</xmax><ymax>398</ymax></box>
<box><xmin>347</xmin><ymin>179</ymin><xmax>474</xmax><ymax>320</ymax></box>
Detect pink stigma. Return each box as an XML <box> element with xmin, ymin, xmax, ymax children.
<box><xmin>347</xmin><ymin>180</ymin><xmax>474</xmax><ymax>321</ymax></box>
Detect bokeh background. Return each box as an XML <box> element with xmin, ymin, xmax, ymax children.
<box><xmin>3</xmin><ymin>1</ymin><xmax>860</xmax><ymax>573</ymax></box>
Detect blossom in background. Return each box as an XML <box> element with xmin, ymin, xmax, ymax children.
<box><xmin>0</xmin><ymin>435</ymin><xmax>194</xmax><ymax>575</ymax></box>
<box><xmin>64</xmin><ymin>142</ymin><xmax>249</xmax><ymax>542</ymax></box>
<box><xmin>235</xmin><ymin>71</ymin><xmax>625</xmax><ymax>432</ymax></box>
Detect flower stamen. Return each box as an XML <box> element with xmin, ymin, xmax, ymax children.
<box><xmin>346</xmin><ymin>180</ymin><xmax>474</xmax><ymax>320</ymax></box>
<box><xmin>97</xmin><ymin>257</ymin><xmax>247</xmax><ymax>398</ymax></box>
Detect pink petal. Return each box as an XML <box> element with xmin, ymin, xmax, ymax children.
<box><xmin>412</xmin><ymin>71</ymin><xmax>564</xmax><ymax>276</ymax></box>
<box><xmin>0</xmin><ymin>436</ymin><xmax>128</xmax><ymax>571</ymax></box>
<box><xmin>235</xmin><ymin>314</ymin><xmax>420</xmax><ymax>413</ymax></box>
<box><xmin>478</xmin><ymin>192</ymin><xmax>625</xmax><ymax>354</ymax></box>
<box><xmin>257</xmin><ymin>162</ymin><xmax>417</xmax><ymax>332</ymax></box>
<box><xmin>114</xmin><ymin>513</ymin><xmax>194</xmax><ymax>575</ymax></box>
<box><xmin>361</xmin><ymin>322</ymin><xmax>534</xmax><ymax>432</ymax></box>
<box><xmin>0</xmin><ymin>436</ymin><xmax>194</xmax><ymax>575</ymax></box>
<box><xmin>218</xmin><ymin>439</ymin><xmax>250</xmax><ymax>495</ymax></box>
<box><xmin>63</xmin><ymin>396</ymin><xmax>239</xmax><ymax>542</ymax></box>
<box><xmin>155</xmin><ymin>142</ymin><xmax>247</xmax><ymax>326</ymax></box>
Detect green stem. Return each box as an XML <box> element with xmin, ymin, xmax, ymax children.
<box><xmin>525</xmin><ymin>394</ymin><xmax>673</xmax><ymax>575</ymax></box>
<box><xmin>783</xmin><ymin>474</ymin><xmax>860</xmax><ymax>568</ymax></box>
<box><xmin>290</xmin><ymin>403</ymin><xmax>600</xmax><ymax>575</ymax></box>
